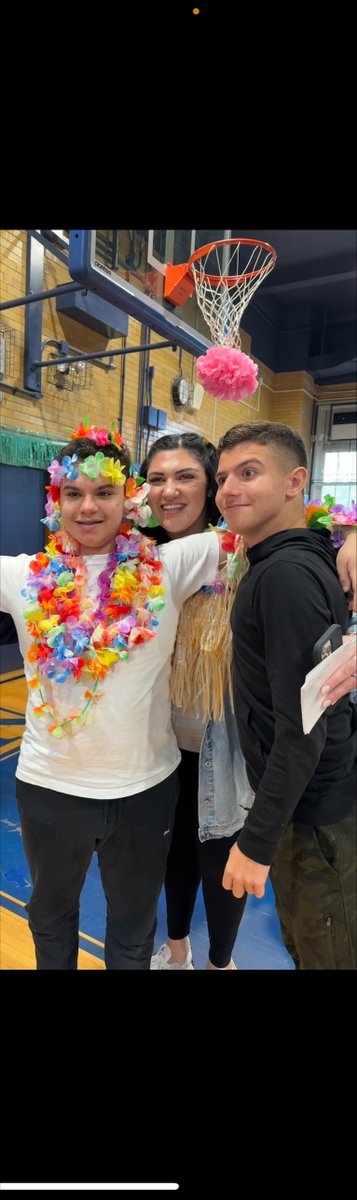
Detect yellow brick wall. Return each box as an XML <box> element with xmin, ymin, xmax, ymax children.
<box><xmin>1</xmin><ymin>231</ymin><xmax>324</xmax><ymax>461</ymax></box>
<box><xmin>264</xmin><ymin>370</ymin><xmax>316</xmax><ymax>459</ymax></box>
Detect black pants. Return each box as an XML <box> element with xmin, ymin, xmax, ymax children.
<box><xmin>16</xmin><ymin>772</ymin><xmax>179</xmax><ymax>971</ymax></box>
<box><xmin>164</xmin><ymin>750</ymin><xmax>247</xmax><ymax>968</ymax></box>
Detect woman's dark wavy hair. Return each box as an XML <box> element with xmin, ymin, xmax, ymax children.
<box><xmin>58</xmin><ymin>436</ymin><xmax>131</xmax><ymax>475</ymax></box>
<box><xmin>141</xmin><ymin>432</ymin><xmax>220</xmax><ymax>544</ymax></box>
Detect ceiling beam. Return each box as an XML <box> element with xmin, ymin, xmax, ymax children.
<box><xmin>262</xmin><ymin>253</ymin><xmax>356</xmax><ymax>294</ymax></box>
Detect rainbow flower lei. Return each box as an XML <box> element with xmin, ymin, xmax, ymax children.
<box><xmin>23</xmin><ymin>525</ymin><xmax>165</xmax><ymax>737</ymax></box>
<box><xmin>23</xmin><ymin>418</ymin><xmax>163</xmax><ymax>736</ymax></box>
<box><xmin>305</xmin><ymin>494</ymin><xmax>357</xmax><ymax>547</ymax></box>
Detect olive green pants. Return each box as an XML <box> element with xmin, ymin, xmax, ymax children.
<box><xmin>270</xmin><ymin>805</ymin><xmax>356</xmax><ymax>970</ymax></box>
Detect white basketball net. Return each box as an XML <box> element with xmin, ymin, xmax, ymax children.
<box><xmin>190</xmin><ymin>241</ymin><xmax>276</xmax><ymax>348</ymax></box>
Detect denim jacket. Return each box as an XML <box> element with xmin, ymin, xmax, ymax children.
<box><xmin>198</xmin><ymin>692</ymin><xmax>254</xmax><ymax>842</ymax></box>
<box><xmin>198</xmin><ymin>613</ymin><xmax>357</xmax><ymax>841</ymax></box>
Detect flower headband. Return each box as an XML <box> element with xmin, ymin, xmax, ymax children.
<box><xmin>70</xmin><ymin>418</ymin><xmax>126</xmax><ymax>449</ymax></box>
<box><xmin>42</xmin><ymin>420</ymin><xmax>156</xmax><ymax>533</ymax></box>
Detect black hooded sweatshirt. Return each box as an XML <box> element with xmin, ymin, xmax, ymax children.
<box><xmin>231</xmin><ymin>528</ymin><xmax>356</xmax><ymax>866</ymax></box>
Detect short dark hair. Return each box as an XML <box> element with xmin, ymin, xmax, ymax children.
<box><xmin>141</xmin><ymin>432</ymin><xmax>220</xmax><ymax>542</ymax></box>
<box><xmin>217</xmin><ymin>422</ymin><xmax>308</xmax><ymax>470</ymax></box>
<box><xmin>58</xmin><ymin>436</ymin><xmax>131</xmax><ymax>475</ymax></box>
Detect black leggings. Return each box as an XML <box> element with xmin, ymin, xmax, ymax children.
<box><xmin>164</xmin><ymin>749</ymin><xmax>247</xmax><ymax>968</ymax></box>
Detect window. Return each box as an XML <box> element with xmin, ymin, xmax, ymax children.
<box><xmin>310</xmin><ymin>401</ymin><xmax>356</xmax><ymax>507</ymax></box>
<box><xmin>322</xmin><ymin>448</ymin><xmax>356</xmax><ymax>506</ymax></box>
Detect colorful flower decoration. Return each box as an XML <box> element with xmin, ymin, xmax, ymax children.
<box><xmin>66</xmin><ymin>450</ymin><xmax>126</xmax><ymax>486</ymax></box>
<box><xmin>23</xmin><ymin>526</ymin><xmax>165</xmax><ymax>737</ymax></box>
<box><xmin>124</xmin><ymin>476</ymin><xmax>152</xmax><ymax>527</ymax></box>
<box><xmin>220</xmin><ymin>530</ymin><xmax>245</xmax><ymax>582</ymax></box>
<box><xmin>195</xmin><ymin>345</ymin><xmax>259</xmax><ymax>403</ymax></box>
<box><xmin>43</xmin><ymin>424</ymin><xmax>154</xmax><ymax>531</ymax></box>
<box><xmin>305</xmin><ymin>494</ymin><xmax>357</xmax><ymax>547</ymax></box>
<box><xmin>70</xmin><ymin>418</ymin><xmax>125</xmax><ymax>449</ymax></box>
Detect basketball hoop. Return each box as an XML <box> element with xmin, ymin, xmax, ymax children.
<box><xmin>165</xmin><ymin>237</ymin><xmax>276</xmax><ymax>348</ymax></box>
<box><xmin>164</xmin><ymin>237</ymin><xmax>276</xmax><ymax>403</ymax></box>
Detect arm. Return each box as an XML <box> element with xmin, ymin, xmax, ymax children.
<box><xmin>164</xmin><ymin>531</ymin><xmax>221</xmax><ymax>604</ymax></box>
<box><xmin>318</xmin><ymin>532</ymin><xmax>357</xmax><ymax>705</ymax></box>
<box><xmin>0</xmin><ymin>556</ymin><xmax>28</xmax><ymax>642</ymax></box>
<box><xmin>335</xmin><ymin>529</ymin><xmax>356</xmax><ymax>610</ymax></box>
<box><xmin>0</xmin><ymin>558</ymin><xmax>16</xmax><ymax>616</ymax></box>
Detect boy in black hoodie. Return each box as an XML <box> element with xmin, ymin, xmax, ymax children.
<box><xmin>215</xmin><ymin>422</ymin><xmax>356</xmax><ymax>970</ymax></box>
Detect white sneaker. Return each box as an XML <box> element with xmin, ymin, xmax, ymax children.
<box><xmin>206</xmin><ymin>958</ymin><xmax>237</xmax><ymax>970</ymax></box>
<box><xmin>150</xmin><ymin>941</ymin><xmax>194</xmax><ymax>970</ymax></box>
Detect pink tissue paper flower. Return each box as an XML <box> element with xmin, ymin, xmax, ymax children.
<box><xmin>196</xmin><ymin>346</ymin><xmax>259</xmax><ymax>402</ymax></box>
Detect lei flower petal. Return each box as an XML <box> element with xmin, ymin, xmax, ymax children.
<box><xmin>100</xmin><ymin>457</ymin><xmax>126</xmax><ymax>486</ymax></box>
<box><xmin>48</xmin><ymin>460</ymin><xmax>67</xmax><ymax>485</ymax></box>
<box><xmin>305</xmin><ymin>493</ymin><xmax>357</xmax><ymax>532</ymax></box>
<box><xmin>87</xmin><ymin>429</ymin><xmax>110</xmax><ymax>445</ymax></box>
<box><xmin>61</xmin><ymin>454</ymin><xmax>79</xmax><ymax>479</ymax></box>
<box><xmin>79</xmin><ymin>452</ymin><xmax>106</xmax><ymax>480</ymax></box>
<box><xmin>70</xmin><ymin>419</ymin><xmax>125</xmax><ymax>450</ymax></box>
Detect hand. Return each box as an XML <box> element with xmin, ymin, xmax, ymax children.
<box><xmin>222</xmin><ymin>842</ymin><xmax>270</xmax><ymax>899</ymax></box>
<box><xmin>336</xmin><ymin>531</ymin><xmax>356</xmax><ymax>610</ymax></box>
<box><xmin>321</xmin><ymin>634</ymin><xmax>357</xmax><ymax>707</ymax></box>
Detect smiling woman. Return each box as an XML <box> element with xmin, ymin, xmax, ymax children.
<box><xmin>146</xmin><ymin>452</ymin><xmax>208</xmax><ymax>539</ymax></box>
<box><xmin>142</xmin><ymin>431</ymin><xmax>220</xmax><ymax>541</ymax></box>
<box><xmin>142</xmin><ymin>432</ymin><xmax>251</xmax><ymax>971</ymax></box>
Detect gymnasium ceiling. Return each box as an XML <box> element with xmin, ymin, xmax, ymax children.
<box><xmin>232</xmin><ymin>229</ymin><xmax>357</xmax><ymax>384</ymax></box>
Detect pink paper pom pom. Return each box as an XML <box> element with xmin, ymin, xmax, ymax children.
<box><xmin>195</xmin><ymin>346</ymin><xmax>259</xmax><ymax>402</ymax></box>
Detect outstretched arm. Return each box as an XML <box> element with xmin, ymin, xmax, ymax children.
<box><xmin>336</xmin><ymin>530</ymin><xmax>356</xmax><ymax>610</ymax></box>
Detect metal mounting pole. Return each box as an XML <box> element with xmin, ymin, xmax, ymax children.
<box><xmin>32</xmin><ymin>340</ymin><xmax>176</xmax><ymax>369</ymax></box>
<box><xmin>0</xmin><ymin>283</ymin><xmax>82</xmax><ymax>313</ymax></box>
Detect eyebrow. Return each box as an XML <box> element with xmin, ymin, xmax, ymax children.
<box><xmin>216</xmin><ymin>457</ymin><xmax>263</xmax><ymax>479</ymax></box>
<box><xmin>62</xmin><ymin>481</ymin><xmax>116</xmax><ymax>491</ymax></box>
<box><xmin>147</xmin><ymin>467</ymin><xmax>201</xmax><ymax>477</ymax></box>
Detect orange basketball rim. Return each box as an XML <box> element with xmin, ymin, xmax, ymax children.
<box><xmin>164</xmin><ymin>237</ymin><xmax>277</xmax><ymax>308</ymax></box>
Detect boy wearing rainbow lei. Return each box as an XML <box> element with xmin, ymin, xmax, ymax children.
<box><xmin>0</xmin><ymin>419</ymin><xmax>223</xmax><ymax>970</ymax></box>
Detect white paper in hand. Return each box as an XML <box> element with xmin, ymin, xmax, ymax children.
<box><xmin>300</xmin><ymin>637</ymin><xmax>357</xmax><ymax>734</ymax></box>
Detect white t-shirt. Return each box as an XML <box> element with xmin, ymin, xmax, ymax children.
<box><xmin>0</xmin><ymin>532</ymin><xmax>219</xmax><ymax>799</ymax></box>
<box><xmin>171</xmin><ymin>706</ymin><xmax>206</xmax><ymax>753</ymax></box>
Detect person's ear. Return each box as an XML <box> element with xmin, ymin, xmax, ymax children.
<box><xmin>286</xmin><ymin>466</ymin><xmax>307</xmax><ymax>497</ymax></box>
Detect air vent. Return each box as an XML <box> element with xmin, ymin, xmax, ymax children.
<box><xmin>329</xmin><ymin>406</ymin><xmax>357</xmax><ymax>441</ymax></box>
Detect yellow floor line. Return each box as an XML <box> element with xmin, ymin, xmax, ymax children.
<box><xmin>0</xmin><ymin>889</ymin><xmax>105</xmax><ymax>947</ymax></box>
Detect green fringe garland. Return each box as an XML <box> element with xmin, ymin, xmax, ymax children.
<box><xmin>0</xmin><ymin>427</ymin><xmax>66</xmax><ymax>470</ymax></box>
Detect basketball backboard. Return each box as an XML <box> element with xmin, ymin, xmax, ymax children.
<box><xmin>68</xmin><ymin>230</ymin><xmax>231</xmax><ymax>356</ymax></box>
